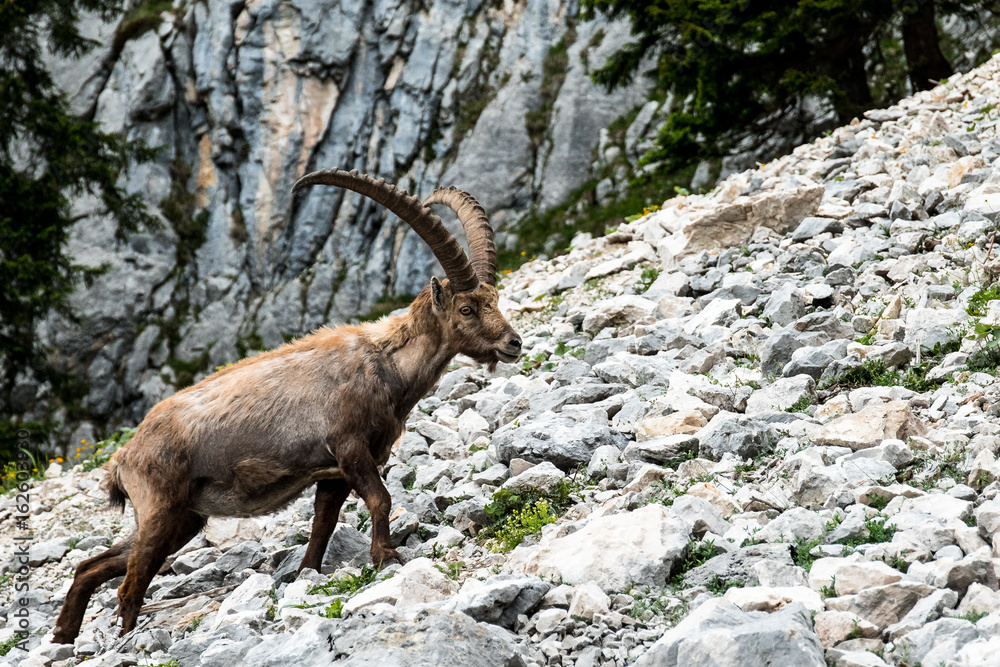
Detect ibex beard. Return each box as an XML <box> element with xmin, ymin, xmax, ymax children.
<box><xmin>51</xmin><ymin>170</ymin><xmax>521</xmax><ymax>644</ymax></box>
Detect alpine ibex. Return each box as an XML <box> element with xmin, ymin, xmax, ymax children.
<box><xmin>52</xmin><ymin>169</ymin><xmax>522</xmax><ymax>644</ymax></box>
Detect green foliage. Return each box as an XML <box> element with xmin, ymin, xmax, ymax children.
<box><xmin>452</xmin><ymin>38</ymin><xmax>502</xmax><ymax>140</ymax></box>
<box><xmin>854</xmin><ymin>330</ymin><xmax>877</xmax><ymax>345</ymax></box>
<box><xmin>2</xmin><ymin>449</ymin><xmax>44</xmax><ymax>495</ymax></box>
<box><xmin>966</xmin><ymin>283</ymin><xmax>1000</xmax><ymax>317</ymax></box>
<box><xmin>788</xmin><ymin>396</ymin><xmax>812</xmax><ymax>413</ymax></box>
<box><xmin>624</xmin><ymin>204</ymin><xmax>661</xmax><ymax>223</ymax></box>
<box><xmin>961</xmin><ymin>610</ymin><xmax>990</xmax><ymax>623</ymax></box>
<box><xmin>308</xmin><ymin>564</ymin><xmax>385</xmax><ymax>596</ymax></box>
<box><xmin>825</xmin><ymin>358</ymin><xmax>944</xmax><ymax>393</ymax></box>
<box><xmin>866</xmin><ymin>494</ymin><xmax>891</xmax><ymax>512</ymax></box>
<box><xmin>706</xmin><ymin>575</ymin><xmax>744</xmax><ymax>596</ymax></box>
<box><xmin>0</xmin><ymin>634</ymin><xmax>22</xmax><ymax>656</ymax></box>
<box><xmin>670</xmin><ymin>539</ymin><xmax>718</xmax><ymax>584</ymax></box>
<box><xmin>967</xmin><ymin>289</ymin><xmax>1000</xmax><ymax>370</ymax></box>
<box><xmin>114</xmin><ymin>0</ymin><xmax>174</xmax><ymax>52</ymax></box>
<box><xmin>520</xmin><ymin>351</ymin><xmax>553</xmax><ymax>374</ymax></box>
<box><xmin>0</xmin><ymin>0</ymin><xmax>158</xmax><ymax>410</ymax></box>
<box><xmin>628</xmin><ymin>587</ymin><xmax>687</xmax><ymax>624</ymax></box>
<box><xmin>636</xmin><ymin>266</ymin><xmax>660</xmax><ymax>293</ymax></box>
<box><xmin>436</xmin><ymin>561</ymin><xmax>464</xmax><ymax>580</ymax></box>
<box><xmin>580</xmin><ymin>0</ymin><xmax>999</xmax><ymax>175</ymax></box>
<box><xmin>819</xmin><ymin>577</ymin><xmax>837</xmax><ymax>599</ymax></box>
<box><xmin>481</xmin><ymin>478</ymin><xmax>577</xmax><ymax>552</ymax></box>
<box><xmin>80</xmin><ymin>427</ymin><xmax>136</xmax><ymax>472</ymax></box>
<box><xmin>322</xmin><ymin>599</ymin><xmax>344</xmax><ymax>619</ymax></box>
<box><xmin>836</xmin><ymin>516</ymin><xmax>897</xmax><ymax>548</ymax></box>
<box><xmin>484</xmin><ymin>500</ymin><xmax>556</xmax><ymax>552</ymax></box>
<box><xmin>791</xmin><ymin>537</ymin><xmax>823</xmax><ymax>572</ymax></box>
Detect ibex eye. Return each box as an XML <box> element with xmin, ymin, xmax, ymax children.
<box><xmin>460</xmin><ymin>306</ymin><xmax>473</xmax><ymax>316</ymax></box>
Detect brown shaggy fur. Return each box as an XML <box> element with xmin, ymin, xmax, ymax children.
<box><xmin>51</xmin><ymin>279</ymin><xmax>520</xmax><ymax>644</ymax></box>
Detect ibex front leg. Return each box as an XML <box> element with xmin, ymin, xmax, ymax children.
<box><xmin>338</xmin><ymin>439</ymin><xmax>402</xmax><ymax>566</ymax></box>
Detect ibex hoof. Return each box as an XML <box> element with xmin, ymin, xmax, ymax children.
<box><xmin>372</xmin><ymin>547</ymin><xmax>404</xmax><ymax>566</ymax></box>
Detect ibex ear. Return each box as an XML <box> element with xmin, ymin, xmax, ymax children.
<box><xmin>431</xmin><ymin>276</ymin><xmax>446</xmax><ymax>311</ymax></box>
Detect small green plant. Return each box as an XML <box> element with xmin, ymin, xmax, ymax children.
<box><xmin>867</xmin><ymin>494</ymin><xmax>891</xmax><ymax>512</ymax></box>
<box><xmin>628</xmin><ymin>586</ymin><xmax>684</xmax><ymax>622</ymax></box>
<box><xmin>485</xmin><ymin>500</ymin><xmax>556</xmax><ymax>552</ymax></box>
<box><xmin>480</xmin><ymin>479</ymin><xmax>578</xmax><ymax>552</ymax></box>
<box><xmin>706</xmin><ymin>575</ymin><xmax>744</xmax><ymax>595</ymax></box>
<box><xmin>836</xmin><ymin>516</ymin><xmax>897</xmax><ymax>548</ymax></box>
<box><xmin>186</xmin><ymin>617</ymin><xmax>202</xmax><ymax>632</ymax></box>
<box><xmin>854</xmin><ymin>329</ymin><xmax>876</xmax><ymax>345</ymax></box>
<box><xmin>82</xmin><ymin>427</ymin><xmax>137</xmax><ymax>472</ymax></box>
<box><xmin>787</xmin><ymin>396</ymin><xmax>812</xmax><ymax>413</ymax></box>
<box><xmin>819</xmin><ymin>577</ymin><xmax>837</xmax><ymax>599</ymax></box>
<box><xmin>670</xmin><ymin>540</ymin><xmax>718</xmax><ymax>584</ymax></box>
<box><xmin>308</xmin><ymin>564</ymin><xmax>384</xmax><ymax>596</ymax></box>
<box><xmin>0</xmin><ymin>635</ymin><xmax>21</xmax><ymax>657</ymax></box>
<box><xmin>636</xmin><ymin>266</ymin><xmax>660</xmax><ymax>293</ymax></box>
<box><xmin>887</xmin><ymin>554</ymin><xmax>907</xmax><ymax>572</ymax></box>
<box><xmin>791</xmin><ymin>537</ymin><xmax>823</xmax><ymax>571</ymax></box>
<box><xmin>437</xmin><ymin>561</ymin><xmax>464</xmax><ymax>580</ymax></box>
<box><xmin>322</xmin><ymin>599</ymin><xmax>344</xmax><ymax>618</ymax></box>
<box><xmin>520</xmin><ymin>351</ymin><xmax>550</xmax><ymax>374</ymax></box>
<box><xmin>966</xmin><ymin>283</ymin><xmax>1000</xmax><ymax>317</ymax></box>
<box><xmin>2</xmin><ymin>450</ymin><xmax>45</xmax><ymax>495</ymax></box>
<box><xmin>623</xmin><ymin>203</ymin><xmax>660</xmax><ymax>223</ymax></box>
<box><xmin>961</xmin><ymin>609</ymin><xmax>990</xmax><ymax>623</ymax></box>
<box><xmin>823</xmin><ymin>358</ymin><xmax>944</xmax><ymax>393</ymax></box>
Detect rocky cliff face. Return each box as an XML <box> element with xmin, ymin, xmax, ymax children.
<box><xmin>26</xmin><ymin>0</ymin><xmax>649</xmax><ymax>437</ymax></box>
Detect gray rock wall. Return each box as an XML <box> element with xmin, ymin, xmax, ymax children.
<box><xmin>27</xmin><ymin>0</ymin><xmax>648</xmax><ymax>435</ymax></box>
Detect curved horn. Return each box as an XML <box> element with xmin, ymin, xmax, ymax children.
<box><xmin>423</xmin><ymin>187</ymin><xmax>496</xmax><ymax>286</ymax></box>
<box><xmin>293</xmin><ymin>169</ymin><xmax>480</xmax><ymax>292</ymax></box>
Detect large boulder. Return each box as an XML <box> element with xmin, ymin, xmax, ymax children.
<box><xmin>697</xmin><ymin>413</ymin><xmax>778</xmax><ymax>460</ymax></box>
<box><xmin>812</xmin><ymin>401</ymin><xmax>926</xmax><ymax>451</ymax></box>
<box><xmin>493</xmin><ymin>411</ymin><xmax>627</xmax><ymax>471</ymax></box>
<box><xmin>636</xmin><ymin>599</ymin><xmax>825</xmax><ymax>666</ymax></box>
<box><xmin>744</xmin><ymin>375</ymin><xmax>815</xmax><ymax>415</ymax></box>
<box><xmin>243</xmin><ymin>610</ymin><xmax>525</xmax><ymax>667</ymax></box>
<box><xmin>581</xmin><ymin>295</ymin><xmax>658</xmax><ymax>335</ymax></box>
<box><xmin>760</xmin><ymin>312</ymin><xmax>853</xmax><ymax>375</ymax></box>
<box><xmin>443</xmin><ymin>575</ymin><xmax>551</xmax><ymax>629</ymax></box>
<box><xmin>682</xmin><ymin>543</ymin><xmax>794</xmax><ymax>588</ymax></box>
<box><xmin>342</xmin><ymin>558</ymin><xmax>457</xmax><ymax>616</ymax></box>
<box><xmin>517</xmin><ymin>504</ymin><xmax>693</xmax><ymax>592</ymax></box>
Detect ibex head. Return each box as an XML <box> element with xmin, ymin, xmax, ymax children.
<box><xmin>292</xmin><ymin>171</ymin><xmax>521</xmax><ymax>368</ymax></box>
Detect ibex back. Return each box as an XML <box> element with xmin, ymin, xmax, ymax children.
<box><xmin>52</xmin><ymin>170</ymin><xmax>521</xmax><ymax>644</ymax></box>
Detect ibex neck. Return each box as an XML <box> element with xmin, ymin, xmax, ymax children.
<box><xmin>370</xmin><ymin>291</ymin><xmax>455</xmax><ymax>413</ymax></box>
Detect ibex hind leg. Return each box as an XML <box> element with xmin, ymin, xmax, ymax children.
<box><xmin>299</xmin><ymin>478</ymin><xmax>351</xmax><ymax>574</ymax></box>
<box><xmin>51</xmin><ymin>533</ymin><xmax>135</xmax><ymax>644</ymax></box>
<box><xmin>116</xmin><ymin>509</ymin><xmax>205</xmax><ymax>636</ymax></box>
